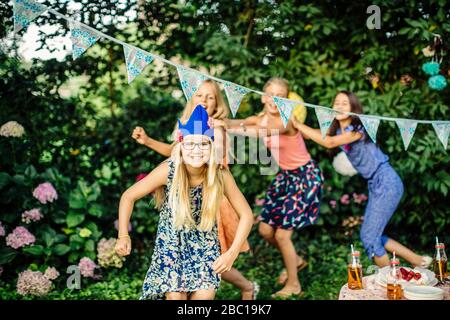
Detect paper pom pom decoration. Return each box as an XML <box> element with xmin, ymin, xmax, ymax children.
<box><xmin>422</xmin><ymin>61</ymin><xmax>440</xmax><ymax>76</ymax></box>
<box><xmin>289</xmin><ymin>92</ymin><xmax>307</xmax><ymax>124</ymax></box>
<box><xmin>332</xmin><ymin>151</ymin><xmax>358</xmax><ymax>177</ymax></box>
<box><xmin>428</xmin><ymin>75</ymin><xmax>447</xmax><ymax>91</ymax></box>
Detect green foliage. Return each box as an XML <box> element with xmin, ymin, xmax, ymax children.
<box><xmin>0</xmin><ymin>0</ymin><xmax>448</xmax><ymax>299</ymax></box>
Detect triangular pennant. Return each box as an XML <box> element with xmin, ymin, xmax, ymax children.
<box><xmin>314</xmin><ymin>107</ymin><xmax>336</xmax><ymax>139</ymax></box>
<box><xmin>123</xmin><ymin>45</ymin><xmax>154</xmax><ymax>84</ymax></box>
<box><xmin>396</xmin><ymin>119</ymin><xmax>418</xmax><ymax>150</ymax></box>
<box><xmin>359</xmin><ymin>115</ymin><xmax>380</xmax><ymax>143</ymax></box>
<box><xmin>273</xmin><ymin>97</ymin><xmax>297</xmax><ymax>127</ymax></box>
<box><xmin>69</xmin><ymin>21</ymin><xmax>101</xmax><ymax>60</ymax></box>
<box><xmin>223</xmin><ymin>82</ymin><xmax>250</xmax><ymax>117</ymax></box>
<box><xmin>13</xmin><ymin>0</ymin><xmax>47</xmax><ymax>34</ymax></box>
<box><xmin>432</xmin><ymin>122</ymin><xmax>450</xmax><ymax>150</ymax></box>
<box><xmin>176</xmin><ymin>66</ymin><xmax>208</xmax><ymax>101</ymax></box>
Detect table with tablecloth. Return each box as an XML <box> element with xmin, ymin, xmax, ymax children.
<box><xmin>339</xmin><ymin>274</ymin><xmax>450</xmax><ymax>300</ymax></box>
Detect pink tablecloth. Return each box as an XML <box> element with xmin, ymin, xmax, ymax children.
<box><xmin>339</xmin><ymin>275</ymin><xmax>450</xmax><ymax>300</ymax></box>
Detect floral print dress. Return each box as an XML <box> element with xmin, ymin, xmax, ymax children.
<box><xmin>140</xmin><ymin>159</ymin><xmax>221</xmax><ymax>300</ymax></box>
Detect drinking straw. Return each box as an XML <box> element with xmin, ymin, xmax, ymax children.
<box><xmin>436</xmin><ymin>236</ymin><xmax>443</xmax><ymax>281</ymax></box>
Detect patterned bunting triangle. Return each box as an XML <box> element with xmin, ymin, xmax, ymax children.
<box><xmin>432</xmin><ymin>122</ymin><xmax>450</xmax><ymax>150</ymax></box>
<box><xmin>223</xmin><ymin>82</ymin><xmax>250</xmax><ymax>117</ymax></box>
<box><xmin>396</xmin><ymin>119</ymin><xmax>418</xmax><ymax>150</ymax></box>
<box><xmin>69</xmin><ymin>21</ymin><xmax>101</xmax><ymax>60</ymax></box>
<box><xmin>176</xmin><ymin>66</ymin><xmax>208</xmax><ymax>101</ymax></box>
<box><xmin>314</xmin><ymin>107</ymin><xmax>336</xmax><ymax>139</ymax></box>
<box><xmin>13</xmin><ymin>0</ymin><xmax>47</xmax><ymax>34</ymax></box>
<box><xmin>273</xmin><ymin>97</ymin><xmax>297</xmax><ymax>127</ymax></box>
<box><xmin>123</xmin><ymin>44</ymin><xmax>154</xmax><ymax>84</ymax></box>
<box><xmin>359</xmin><ymin>115</ymin><xmax>381</xmax><ymax>143</ymax></box>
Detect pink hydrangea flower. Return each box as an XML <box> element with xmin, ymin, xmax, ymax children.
<box><xmin>97</xmin><ymin>238</ymin><xmax>125</xmax><ymax>268</ymax></box>
<box><xmin>114</xmin><ymin>219</ymin><xmax>132</xmax><ymax>232</ymax></box>
<box><xmin>6</xmin><ymin>226</ymin><xmax>36</xmax><ymax>249</ymax></box>
<box><xmin>254</xmin><ymin>198</ymin><xmax>265</xmax><ymax>206</ymax></box>
<box><xmin>353</xmin><ymin>193</ymin><xmax>368</xmax><ymax>204</ymax></box>
<box><xmin>32</xmin><ymin>182</ymin><xmax>58</xmax><ymax>204</ymax></box>
<box><xmin>329</xmin><ymin>200</ymin><xmax>337</xmax><ymax>209</ymax></box>
<box><xmin>44</xmin><ymin>267</ymin><xmax>60</xmax><ymax>280</ymax></box>
<box><xmin>340</xmin><ymin>194</ymin><xmax>350</xmax><ymax>205</ymax></box>
<box><xmin>16</xmin><ymin>270</ymin><xmax>52</xmax><ymax>296</ymax></box>
<box><xmin>135</xmin><ymin>173</ymin><xmax>148</xmax><ymax>182</ymax></box>
<box><xmin>21</xmin><ymin>208</ymin><xmax>43</xmax><ymax>224</ymax></box>
<box><xmin>78</xmin><ymin>257</ymin><xmax>97</xmax><ymax>278</ymax></box>
<box><xmin>0</xmin><ymin>221</ymin><xmax>5</xmax><ymax>237</ymax></box>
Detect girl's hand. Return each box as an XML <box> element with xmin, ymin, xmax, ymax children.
<box><xmin>132</xmin><ymin>126</ymin><xmax>149</xmax><ymax>145</ymax></box>
<box><xmin>115</xmin><ymin>237</ymin><xmax>132</xmax><ymax>256</ymax></box>
<box><xmin>212</xmin><ymin>249</ymin><xmax>238</xmax><ymax>274</ymax></box>
<box><xmin>208</xmin><ymin>118</ymin><xmax>226</xmax><ymax>129</ymax></box>
<box><xmin>291</xmin><ymin>119</ymin><xmax>301</xmax><ymax>130</ymax></box>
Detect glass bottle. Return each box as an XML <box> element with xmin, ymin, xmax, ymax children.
<box><xmin>386</xmin><ymin>256</ymin><xmax>403</xmax><ymax>300</ymax></box>
<box><xmin>347</xmin><ymin>250</ymin><xmax>363</xmax><ymax>290</ymax></box>
<box><xmin>434</xmin><ymin>243</ymin><xmax>448</xmax><ymax>282</ymax></box>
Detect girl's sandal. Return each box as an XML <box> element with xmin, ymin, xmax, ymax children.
<box><xmin>277</xmin><ymin>259</ymin><xmax>308</xmax><ymax>285</ymax></box>
<box><xmin>271</xmin><ymin>289</ymin><xmax>304</xmax><ymax>300</ymax></box>
<box><xmin>241</xmin><ymin>281</ymin><xmax>260</xmax><ymax>300</ymax></box>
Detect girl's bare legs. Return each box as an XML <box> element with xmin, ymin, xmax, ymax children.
<box><xmin>259</xmin><ymin>222</ymin><xmax>304</xmax><ymax>285</ymax></box>
<box><xmin>166</xmin><ymin>292</ymin><xmax>188</xmax><ymax>300</ymax></box>
<box><xmin>274</xmin><ymin>228</ymin><xmax>301</xmax><ymax>294</ymax></box>
<box><xmin>221</xmin><ymin>268</ymin><xmax>255</xmax><ymax>300</ymax></box>
<box><xmin>259</xmin><ymin>222</ymin><xmax>277</xmax><ymax>246</ymax></box>
<box><xmin>373</xmin><ymin>254</ymin><xmax>390</xmax><ymax>267</ymax></box>
<box><xmin>372</xmin><ymin>239</ymin><xmax>427</xmax><ymax>267</ymax></box>
<box><xmin>190</xmin><ymin>289</ymin><xmax>216</xmax><ymax>300</ymax></box>
<box><xmin>384</xmin><ymin>238</ymin><xmax>425</xmax><ymax>266</ymax></box>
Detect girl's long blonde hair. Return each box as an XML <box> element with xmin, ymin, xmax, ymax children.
<box><xmin>177</xmin><ymin>79</ymin><xmax>229</xmax><ymax>128</ymax></box>
<box><xmin>259</xmin><ymin>77</ymin><xmax>290</xmax><ymax>116</ymax></box>
<box><xmin>155</xmin><ymin>139</ymin><xmax>224</xmax><ymax>232</ymax></box>
<box><xmin>172</xmin><ymin>79</ymin><xmax>233</xmax><ymax>165</ymax></box>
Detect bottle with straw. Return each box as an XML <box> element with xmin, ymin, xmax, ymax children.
<box><xmin>433</xmin><ymin>236</ymin><xmax>448</xmax><ymax>283</ymax></box>
<box><xmin>386</xmin><ymin>251</ymin><xmax>403</xmax><ymax>300</ymax></box>
<box><xmin>347</xmin><ymin>244</ymin><xmax>363</xmax><ymax>290</ymax></box>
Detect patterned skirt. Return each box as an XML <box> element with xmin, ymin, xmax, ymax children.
<box><xmin>259</xmin><ymin>160</ymin><xmax>324</xmax><ymax>230</ymax></box>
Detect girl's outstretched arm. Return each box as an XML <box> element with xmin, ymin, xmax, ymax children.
<box><xmin>212</xmin><ymin>169</ymin><xmax>254</xmax><ymax>274</ymax></box>
<box><xmin>225</xmin><ymin>115</ymin><xmax>292</xmax><ymax>137</ymax></box>
<box><xmin>115</xmin><ymin>161</ymin><xmax>169</xmax><ymax>256</ymax></box>
<box><xmin>223</xmin><ymin>115</ymin><xmax>260</xmax><ymax>127</ymax></box>
<box><xmin>132</xmin><ymin>126</ymin><xmax>174</xmax><ymax>157</ymax></box>
<box><xmin>293</xmin><ymin>122</ymin><xmax>363</xmax><ymax>149</ymax></box>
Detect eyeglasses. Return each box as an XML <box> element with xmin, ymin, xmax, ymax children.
<box><xmin>181</xmin><ymin>141</ymin><xmax>211</xmax><ymax>150</ymax></box>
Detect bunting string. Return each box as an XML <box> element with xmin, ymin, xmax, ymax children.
<box><xmin>10</xmin><ymin>0</ymin><xmax>450</xmax><ymax>150</ymax></box>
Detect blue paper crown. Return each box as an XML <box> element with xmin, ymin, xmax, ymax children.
<box><xmin>177</xmin><ymin>105</ymin><xmax>214</xmax><ymax>141</ymax></box>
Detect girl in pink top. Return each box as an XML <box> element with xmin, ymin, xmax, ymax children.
<box><xmin>210</xmin><ymin>78</ymin><xmax>324</xmax><ymax>298</ymax></box>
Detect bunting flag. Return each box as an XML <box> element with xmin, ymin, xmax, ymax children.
<box><xmin>123</xmin><ymin>44</ymin><xmax>154</xmax><ymax>84</ymax></box>
<box><xmin>396</xmin><ymin>119</ymin><xmax>418</xmax><ymax>150</ymax></box>
<box><xmin>359</xmin><ymin>115</ymin><xmax>381</xmax><ymax>143</ymax></box>
<box><xmin>176</xmin><ymin>66</ymin><xmax>208</xmax><ymax>101</ymax></box>
<box><xmin>315</xmin><ymin>108</ymin><xmax>336</xmax><ymax>139</ymax></box>
<box><xmin>69</xmin><ymin>21</ymin><xmax>101</xmax><ymax>60</ymax></box>
<box><xmin>273</xmin><ymin>97</ymin><xmax>297</xmax><ymax>127</ymax></box>
<box><xmin>13</xmin><ymin>0</ymin><xmax>47</xmax><ymax>34</ymax></box>
<box><xmin>223</xmin><ymin>82</ymin><xmax>250</xmax><ymax>117</ymax></box>
<box><xmin>432</xmin><ymin>122</ymin><xmax>450</xmax><ymax>150</ymax></box>
<box><xmin>10</xmin><ymin>3</ymin><xmax>450</xmax><ymax>154</ymax></box>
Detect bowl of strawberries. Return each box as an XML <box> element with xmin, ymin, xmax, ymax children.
<box><xmin>375</xmin><ymin>266</ymin><xmax>438</xmax><ymax>287</ymax></box>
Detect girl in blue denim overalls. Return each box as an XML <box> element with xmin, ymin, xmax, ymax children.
<box><xmin>293</xmin><ymin>91</ymin><xmax>432</xmax><ymax>268</ymax></box>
